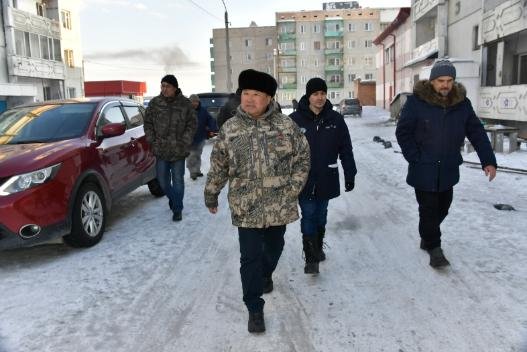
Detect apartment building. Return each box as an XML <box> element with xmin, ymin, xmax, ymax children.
<box><xmin>0</xmin><ymin>0</ymin><xmax>83</xmax><ymax>112</ymax></box>
<box><xmin>211</xmin><ymin>22</ymin><xmax>276</xmax><ymax>93</ymax></box>
<box><xmin>479</xmin><ymin>0</ymin><xmax>527</xmax><ymax>128</ymax></box>
<box><xmin>275</xmin><ymin>8</ymin><xmax>384</xmax><ymax>106</ymax></box>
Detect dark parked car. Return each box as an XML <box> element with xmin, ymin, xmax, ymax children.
<box><xmin>197</xmin><ymin>92</ymin><xmax>231</xmax><ymax>119</ymax></box>
<box><xmin>0</xmin><ymin>97</ymin><xmax>163</xmax><ymax>250</ymax></box>
<box><xmin>339</xmin><ymin>98</ymin><xmax>362</xmax><ymax>117</ymax></box>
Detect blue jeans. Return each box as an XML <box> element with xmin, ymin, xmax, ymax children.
<box><xmin>156</xmin><ymin>158</ymin><xmax>185</xmax><ymax>213</ymax></box>
<box><xmin>299</xmin><ymin>196</ymin><xmax>329</xmax><ymax>238</ymax></box>
<box><xmin>238</xmin><ymin>226</ymin><xmax>286</xmax><ymax>313</ymax></box>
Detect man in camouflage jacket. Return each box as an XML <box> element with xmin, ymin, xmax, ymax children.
<box><xmin>144</xmin><ymin>74</ymin><xmax>197</xmax><ymax>221</ymax></box>
<box><xmin>205</xmin><ymin>69</ymin><xmax>310</xmax><ymax>334</ymax></box>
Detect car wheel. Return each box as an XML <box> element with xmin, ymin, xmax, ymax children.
<box><xmin>147</xmin><ymin>178</ymin><xmax>165</xmax><ymax>197</ymax></box>
<box><xmin>63</xmin><ymin>183</ymin><xmax>106</xmax><ymax>248</ymax></box>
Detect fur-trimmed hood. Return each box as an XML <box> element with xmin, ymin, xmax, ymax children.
<box><xmin>413</xmin><ymin>80</ymin><xmax>466</xmax><ymax>108</ymax></box>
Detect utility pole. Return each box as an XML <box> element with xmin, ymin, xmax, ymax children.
<box><xmin>221</xmin><ymin>0</ymin><xmax>233</xmax><ymax>92</ymax></box>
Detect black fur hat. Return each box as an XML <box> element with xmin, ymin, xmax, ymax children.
<box><xmin>161</xmin><ymin>74</ymin><xmax>179</xmax><ymax>88</ymax></box>
<box><xmin>306</xmin><ymin>77</ymin><xmax>327</xmax><ymax>97</ymax></box>
<box><xmin>238</xmin><ymin>69</ymin><xmax>277</xmax><ymax>96</ymax></box>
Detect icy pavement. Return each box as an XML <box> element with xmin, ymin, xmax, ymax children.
<box><xmin>1</xmin><ymin>106</ymin><xmax>526</xmax><ymax>352</ymax></box>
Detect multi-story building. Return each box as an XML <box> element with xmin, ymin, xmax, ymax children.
<box><xmin>275</xmin><ymin>7</ymin><xmax>385</xmax><ymax>106</ymax></box>
<box><xmin>210</xmin><ymin>22</ymin><xmax>276</xmax><ymax>93</ymax></box>
<box><xmin>0</xmin><ymin>0</ymin><xmax>83</xmax><ymax>112</ymax></box>
<box><xmin>479</xmin><ymin>0</ymin><xmax>527</xmax><ymax>129</ymax></box>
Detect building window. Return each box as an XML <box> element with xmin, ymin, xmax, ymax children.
<box><xmin>519</xmin><ymin>54</ymin><xmax>527</xmax><ymax>84</ymax></box>
<box><xmin>14</xmin><ymin>30</ymin><xmax>29</xmax><ymax>57</ymax></box>
<box><xmin>364</xmin><ymin>40</ymin><xmax>373</xmax><ymax>48</ymax></box>
<box><xmin>245</xmin><ymin>53</ymin><xmax>253</xmax><ymax>61</ymax></box>
<box><xmin>36</xmin><ymin>2</ymin><xmax>45</xmax><ymax>16</ymax></box>
<box><xmin>348</xmin><ymin>73</ymin><xmax>356</xmax><ymax>82</ymax></box>
<box><xmin>64</xmin><ymin>49</ymin><xmax>74</xmax><ymax>67</ymax></box>
<box><xmin>329</xmin><ymin>57</ymin><xmax>340</xmax><ymax>66</ymax></box>
<box><xmin>313</xmin><ymin>24</ymin><xmax>320</xmax><ymax>33</ymax></box>
<box><xmin>365</xmin><ymin>73</ymin><xmax>373</xmax><ymax>80</ymax></box>
<box><xmin>314</xmin><ymin>59</ymin><xmax>319</xmax><ymax>67</ymax></box>
<box><xmin>53</xmin><ymin>38</ymin><xmax>61</xmax><ymax>61</ymax></box>
<box><xmin>349</xmin><ymin>57</ymin><xmax>356</xmax><ymax>65</ymax></box>
<box><xmin>265</xmin><ymin>52</ymin><xmax>273</xmax><ymax>60</ymax></box>
<box><xmin>301</xmin><ymin>59</ymin><xmax>306</xmax><ymax>67</ymax></box>
<box><xmin>43</xmin><ymin>86</ymin><xmax>51</xmax><ymax>100</ymax></box>
<box><xmin>348</xmin><ymin>23</ymin><xmax>355</xmax><ymax>32</ymax></box>
<box><xmin>301</xmin><ymin>76</ymin><xmax>307</xmax><ymax>84</ymax></box>
<box><xmin>472</xmin><ymin>25</ymin><xmax>480</xmax><ymax>50</ymax></box>
<box><xmin>329</xmin><ymin>74</ymin><xmax>341</xmax><ymax>83</ymax></box>
<box><xmin>347</xmin><ymin>40</ymin><xmax>356</xmax><ymax>49</ymax></box>
<box><xmin>364</xmin><ymin>56</ymin><xmax>373</xmax><ymax>66</ymax></box>
<box><xmin>300</xmin><ymin>25</ymin><xmax>305</xmax><ymax>33</ymax></box>
<box><xmin>364</xmin><ymin>22</ymin><xmax>373</xmax><ymax>31</ymax></box>
<box><xmin>314</xmin><ymin>41</ymin><xmax>321</xmax><ymax>50</ymax></box>
<box><xmin>245</xmin><ymin>39</ymin><xmax>252</xmax><ymax>47</ymax></box>
<box><xmin>265</xmin><ymin>38</ymin><xmax>272</xmax><ymax>46</ymax></box>
<box><xmin>300</xmin><ymin>42</ymin><xmax>305</xmax><ymax>51</ymax></box>
<box><xmin>68</xmin><ymin>87</ymin><xmax>76</xmax><ymax>98</ymax></box>
<box><xmin>61</xmin><ymin>10</ymin><xmax>72</xmax><ymax>30</ymax></box>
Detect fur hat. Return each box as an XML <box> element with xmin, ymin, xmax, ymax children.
<box><xmin>161</xmin><ymin>74</ymin><xmax>179</xmax><ymax>88</ymax></box>
<box><xmin>238</xmin><ymin>69</ymin><xmax>277</xmax><ymax>96</ymax></box>
<box><xmin>306</xmin><ymin>77</ymin><xmax>327</xmax><ymax>97</ymax></box>
<box><xmin>429</xmin><ymin>60</ymin><xmax>456</xmax><ymax>81</ymax></box>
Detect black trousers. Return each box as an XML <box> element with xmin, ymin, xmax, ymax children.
<box><xmin>238</xmin><ymin>225</ymin><xmax>286</xmax><ymax>313</ymax></box>
<box><xmin>414</xmin><ymin>188</ymin><xmax>453</xmax><ymax>250</ymax></box>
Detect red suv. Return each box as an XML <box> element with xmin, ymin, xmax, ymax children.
<box><xmin>0</xmin><ymin>98</ymin><xmax>163</xmax><ymax>249</ymax></box>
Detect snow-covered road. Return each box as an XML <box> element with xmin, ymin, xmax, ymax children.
<box><xmin>1</xmin><ymin>107</ymin><xmax>526</xmax><ymax>352</ymax></box>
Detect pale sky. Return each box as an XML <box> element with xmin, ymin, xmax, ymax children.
<box><xmin>80</xmin><ymin>0</ymin><xmax>411</xmax><ymax>97</ymax></box>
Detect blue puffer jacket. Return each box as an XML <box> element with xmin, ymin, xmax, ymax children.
<box><xmin>192</xmin><ymin>103</ymin><xmax>218</xmax><ymax>145</ymax></box>
<box><xmin>396</xmin><ymin>80</ymin><xmax>497</xmax><ymax>192</ymax></box>
<box><xmin>290</xmin><ymin>95</ymin><xmax>357</xmax><ymax>200</ymax></box>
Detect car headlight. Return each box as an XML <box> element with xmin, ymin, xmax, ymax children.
<box><xmin>0</xmin><ymin>163</ymin><xmax>61</xmax><ymax>196</ymax></box>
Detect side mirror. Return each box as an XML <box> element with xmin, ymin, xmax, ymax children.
<box><xmin>100</xmin><ymin>123</ymin><xmax>126</xmax><ymax>138</ymax></box>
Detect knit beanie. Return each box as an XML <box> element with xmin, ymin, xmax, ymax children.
<box><xmin>429</xmin><ymin>60</ymin><xmax>456</xmax><ymax>80</ymax></box>
<box><xmin>161</xmin><ymin>74</ymin><xmax>179</xmax><ymax>88</ymax></box>
<box><xmin>238</xmin><ymin>69</ymin><xmax>277</xmax><ymax>96</ymax></box>
<box><xmin>306</xmin><ymin>77</ymin><xmax>328</xmax><ymax>97</ymax></box>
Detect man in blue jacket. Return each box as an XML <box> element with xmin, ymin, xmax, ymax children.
<box><xmin>396</xmin><ymin>60</ymin><xmax>497</xmax><ymax>268</ymax></box>
<box><xmin>188</xmin><ymin>94</ymin><xmax>218</xmax><ymax>180</ymax></box>
<box><xmin>290</xmin><ymin>78</ymin><xmax>357</xmax><ymax>274</ymax></box>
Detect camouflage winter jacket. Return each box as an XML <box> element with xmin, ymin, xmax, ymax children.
<box><xmin>205</xmin><ymin>103</ymin><xmax>310</xmax><ymax>228</ymax></box>
<box><xmin>144</xmin><ymin>91</ymin><xmax>197</xmax><ymax>161</ymax></box>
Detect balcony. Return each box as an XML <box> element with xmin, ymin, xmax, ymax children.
<box><xmin>324</xmin><ymin>30</ymin><xmax>344</xmax><ymax>38</ymax></box>
<box><xmin>278</xmin><ymin>33</ymin><xmax>296</xmax><ymax>42</ymax></box>
<box><xmin>324</xmin><ymin>48</ymin><xmax>343</xmax><ymax>55</ymax></box>
<box><xmin>327</xmin><ymin>81</ymin><xmax>344</xmax><ymax>88</ymax></box>
<box><xmin>478</xmin><ymin>85</ymin><xmax>527</xmax><ymax>122</ymax></box>
<box><xmin>7</xmin><ymin>55</ymin><xmax>65</xmax><ymax>80</ymax></box>
<box><xmin>279</xmin><ymin>66</ymin><xmax>297</xmax><ymax>73</ymax></box>
<box><xmin>413</xmin><ymin>0</ymin><xmax>440</xmax><ymax>22</ymax></box>
<box><xmin>325</xmin><ymin>66</ymin><xmax>344</xmax><ymax>73</ymax></box>
<box><xmin>281</xmin><ymin>83</ymin><xmax>297</xmax><ymax>89</ymax></box>
<box><xmin>8</xmin><ymin>7</ymin><xmax>60</xmax><ymax>38</ymax></box>
<box><xmin>404</xmin><ymin>37</ymin><xmax>445</xmax><ymax>67</ymax></box>
<box><xmin>280</xmin><ymin>49</ymin><xmax>297</xmax><ymax>56</ymax></box>
<box><xmin>481</xmin><ymin>0</ymin><xmax>527</xmax><ymax>44</ymax></box>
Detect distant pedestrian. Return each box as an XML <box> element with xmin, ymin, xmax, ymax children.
<box><xmin>144</xmin><ymin>74</ymin><xmax>197</xmax><ymax>222</ymax></box>
<box><xmin>205</xmin><ymin>69</ymin><xmax>310</xmax><ymax>334</ymax></box>
<box><xmin>187</xmin><ymin>94</ymin><xmax>218</xmax><ymax>180</ymax></box>
<box><xmin>290</xmin><ymin>77</ymin><xmax>357</xmax><ymax>274</ymax></box>
<box><xmin>396</xmin><ymin>59</ymin><xmax>497</xmax><ymax>268</ymax></box>
<box><xmin>292</xmin><ymin>98</ymin><xmax>298</xmax><ymax>111</ymax></box>
<box><xmin>216</xmin><ymin>88</ymin><xmax>241</xmax><ymax>129</ymax></box>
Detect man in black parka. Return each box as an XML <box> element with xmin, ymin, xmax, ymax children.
<box><xmin>290</xmin><ymin>78</ymin><xmax>357</xmax><ymax>274</ymax></box>
<box><xmin>396</xmin><ymin>60</ymin><xmax>497</xmax><ymax>268</ymax></box>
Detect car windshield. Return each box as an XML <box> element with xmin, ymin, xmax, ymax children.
<box><xmin>344</xmin><ymin>99</ymin><xmax>359</xmax><ymax>105</ymax></box>
<box><xmin>198</xmin><ymin>94</ymin><xmax>230</xmax><ymax>118</ymax></box>
<box><xmin>0</xmin><ymin>103</ymin><xmax>96</xmax><ymax>145</ymax></box>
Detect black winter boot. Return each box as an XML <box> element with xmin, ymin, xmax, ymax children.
<box><xmin>262</xmin><ymin>277</ymin><xmax>273</xmax><ymax>294</ymax></box>
<box><xmin>317</xmin><ymin>229</ymin><xmax>326</xmax><ymax>261</ymax></box>
<box><xmin>428</xmin><ymin>247</ymin><xmax>450</xmax><ymax>268</ymax></box>
<box><xmin>248</xmin><ymin>312</ymin><xmax>265</xmax><ymax>333</ymax></box>
<box><xmin>302</xmin><ymin>236</ymin><xmax>320</xmax><ymax>274</ymax></box>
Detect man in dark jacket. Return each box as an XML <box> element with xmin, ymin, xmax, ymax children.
<box><xmin>290</xmin><ymin>77</ymin><xmax>357</xmax><ymax>274</ymax></box>
<box><xmin>144</xmin><ymin>75</ymin><xmax>197</xmax><ymax>222</ymax></box>
<box><xmin>188</xmin><ymin>94</ymin><xmax>218</xmax><ymax>180</ymax></box>
<box><xmin>216</xmin><ymin>88</ymin><xmax>241</xmax><ymax>129</ymax></box>
<box><xmin>396</xmin><ymin>60</ymin><xmax>497</xmax><ymax>268</ymax></box>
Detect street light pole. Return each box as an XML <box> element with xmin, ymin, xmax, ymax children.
<box><xmin>221</xmin><ymin>0</ymin><xmax>233</xmax><ymax>92</ymax></box>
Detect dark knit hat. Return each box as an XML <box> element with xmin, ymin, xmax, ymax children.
<box><xmin>238</xmin><ymin>69</ymin><xmax>277</xmax><ymax>96</ymax></box>
<box><xmin>161</xmin><ymin>74</ymin><xmax>179</xmax><ymax>88</ymax></box>
<box><xmin>429</xmin><ymin>60</ymin><xmax>456</xmax><ymax>80</ymax></box>
<box><xmin>306</xmin><ymin>77</ymin><xmax>327</xmax><ymax>97</ymax></box>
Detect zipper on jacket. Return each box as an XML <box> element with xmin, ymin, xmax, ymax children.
<box><xmin>437</xmin><ymin>107</ymin><xmax>447</xmax><ymax>191</ymax></box>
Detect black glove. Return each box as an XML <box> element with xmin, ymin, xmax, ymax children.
<box><xmin>345</xmin><ymin>179</ymin><xmax>355</xmax><ymax>192</ymax></box>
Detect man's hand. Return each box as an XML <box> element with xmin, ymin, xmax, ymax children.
<box><xmin>345</xmin><ymin>179</ymin><xmax>355</xmax><ymax>192</ymax></box>
<box><xmin>208</xmin><ymin>207</ymin><xmax>218</xmax><ymax>214</ymax></box>
<box><xmin>484</xmin><ymin>165</ymin><xmax>497</xmax><ymax>182</ymax></box>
